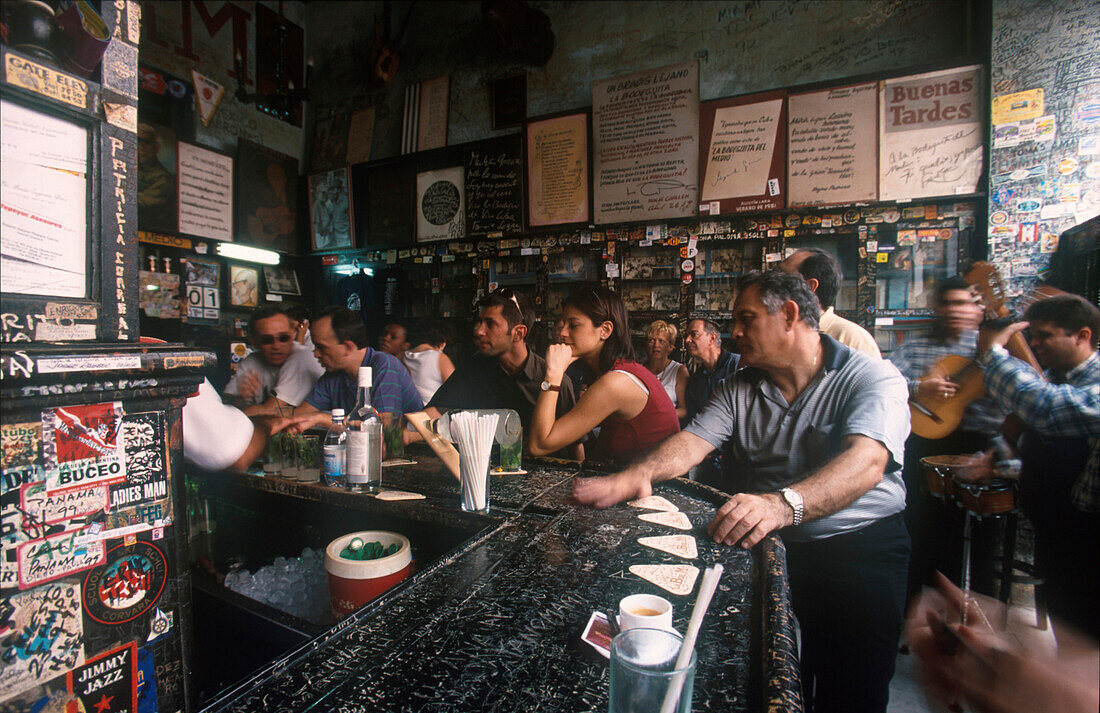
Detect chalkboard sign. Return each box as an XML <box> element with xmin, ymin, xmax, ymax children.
<box><xmin>465</xmin><ymin>136</ymin><xmax>524</xmax><ymax>236</ymax></box>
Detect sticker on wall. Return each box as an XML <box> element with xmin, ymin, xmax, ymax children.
<box><xmin>991</xmin><ymin>88</ymin><xmax>1044</xmax><ymax>125</ymax></box>
<box><xmin>0</xmin><ymin>582</ymin><xmax>85</xmax><ymax>699</ymax></box>
<box><xmin>1076</xmin><ymin>102</ymin><xmax>1100</xmax><ymax>127</ymax></box>
<box><xmin>991</xmin><ymin>187</ymin><xmax>1015</xmax><ymax>205</ymax></box>
<box><xmin>146</xmin><ymin>607</ymin><xmax>173</xmax><ymax>642</ymax></box>
<box><xmin>989</xmin><ymin>211</ymin><xmax>1009</xmax><ymax>225</ymax></box>
<box><xmin>20</xmin><ymin>481</ymin><xmax>110</xmax><ymax>525</ymax></box>
<box><xmin>67</xmin><ymin>641</ymin><xmax>137</xmax><ymax>713</ymax></box>
<box><xmin>110</xmin><ymin>413</ymin><xmax>168</xmax><ymax>513</ymax></box>
<box><xmin>17</xmin><ymin>527</ymin><xmax>106</xmax><ymax>589</ymax></box>
<box><xmin>136</xmin><ymin>646</ymin><xmax>159</xmax><ymax>713</ymax></box>
<box><xmin>1056</xmin><ymin>158</ymin><xmax>1079</xmax><ymax>175</ymax></box>
<box><xmin>1085</xmin><ymin>163</ymin><xmax>1100</xmax><ymax>180</ymax></box>
<box><xmin>1041</xmin><ymin>233</ymin><xmax>1059</xmax><ymax>253</ymax></box>
<box><xmin>42</xmin><ymin>402</ymin><xmax>126</xmax><ymax>492</ymax></box>
<box><xmin>1080</xmin><ymin>136</ymin><xmax>1099</xmax><ymax>157</ymax></box>
<box><xmin>1019</xmin><ymin>223</ymin><xmax>1038</xmax><ymax>243</ymax></box>
<box><xmin>82</xmin><ymin>540</ymin><xmax>167</xmax><ymax>625</ymax></box>
<box><xmin>1015</xmin><ymin>198</ymin><xmax>1041</xmax><ymax>213</ymax></box>
<box><xmin>897</xmin><ymin>230</ymin><xmax>917</xmax><ymax>246</ymax></box>
<box><xmin>1</xmin><ymin>421</ymin><xmax>41</xmax><ymax>471</ymax></box>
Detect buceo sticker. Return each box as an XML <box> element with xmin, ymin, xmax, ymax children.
<box><xmin>82</xmin><ymin>541</ymin><xmax>167</xmax><ymax>625</ymax></box>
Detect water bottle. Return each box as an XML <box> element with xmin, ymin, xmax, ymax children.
<box><xmin>323</xmin><ymin>409</ymin><xmax>347</xmax><ymax>487</ymax></box>
<box><xmin>346</xmin><ymin>366</ymin><xmax>382</xmax><ymax>493</ymax></box>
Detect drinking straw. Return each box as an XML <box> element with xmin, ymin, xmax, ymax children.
<box><xmin>451</xmin><ymin>411</ymin><xmax>498</xmax><ymax>511</ymax></box>
<box><xmin>659</xmin><ymin>563</ymin><xmax>724</xmax><ymax>713</ymax></box>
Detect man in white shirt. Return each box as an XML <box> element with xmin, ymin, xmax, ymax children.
<box><xmin>183</xmin><ymin>379</ymin><xmax>288</xmax><ymax>472</ymax></box>
<box><xmin>781</xmin><ymin>248</ymin><xmax>881</xmax><ymax>357</ymax></box>
<box><xmin>224</xmin><ymin>306</ymin><xmax>324</xmax><ymax>416</ymax></box>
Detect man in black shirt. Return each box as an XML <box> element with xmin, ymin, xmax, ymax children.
<box><xmin>421</xmin><ymin>290</ymin><xmax>580</xmax><ymax>456</ymax></box>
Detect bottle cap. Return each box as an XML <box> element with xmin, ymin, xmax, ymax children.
<box><xmin>358</xmin><ymin>366</ymin><xmax>372</xmax><ymax>387</ymax></box>
<box><xmin>332</xmin><ymin>409</ymin><xmax>345</xmax><ymax>418</ymax></box>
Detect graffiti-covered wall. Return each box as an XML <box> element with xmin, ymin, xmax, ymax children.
<box><xmin>988</xmin><ymin>0</ymin><xmax>1100</xmax><ymax>301</ymax></box>
<box><xmin>305</xmin><ymin>0</ymin><xmax>979</xmax><ymax>165</ymax></box>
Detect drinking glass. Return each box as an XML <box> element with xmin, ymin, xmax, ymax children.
<box><xmin>609</xmin><ymin>628</ymin><xmax>695</xmax><ymax>713</ymax></box>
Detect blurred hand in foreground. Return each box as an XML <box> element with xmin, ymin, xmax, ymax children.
<box><xmin>907</xmin><ymin>572</ymin><xmax>1099</xmax><ymax>713</ymax></box>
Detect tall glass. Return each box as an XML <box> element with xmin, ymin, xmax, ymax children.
<box><xmin>609</xmin><ymin>628</ymin><xmax>695</xmax><ymax>713</ymax></box>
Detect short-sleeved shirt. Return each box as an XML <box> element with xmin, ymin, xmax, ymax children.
<box><xmin>428</xmin><ymin>350</ymin><xmax>577</xmax><ymax>430</ymax></box>
<box><xmin>685</xmin><ymin>335</ymin><xmax>910</xmax><ymax>541</ymax></box>
<box><xmin>819</xmin><ymin>307</ymin><xmax>881</xmax><ymax>358</ymax></box>
<box><xmin>223</xmin><ymin>343</ymin><xmax>324</xmax><ymax>407</ymax></box>
<box><xmin>305</xmin><ymin>348</ymin><xmax>423</xmax><ymax>416</ymax></box>
<box><xmin>685</xmin><ymin>349</ymin><xmax>739</xmax><ymax>421</ymax></box>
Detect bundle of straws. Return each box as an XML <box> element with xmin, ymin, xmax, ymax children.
<box><xmin>450</xmin><ymin>410</ymin><xmax>499</xmax><ymax>511</ymax></box>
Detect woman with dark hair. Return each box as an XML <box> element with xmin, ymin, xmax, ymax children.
<box><xmin>401</xmin><ymin>318</ymin><xmax>455</xmax><ymax>403</ymax></box>
<box><xmin>528</xmin><ymin>286</ymin><xmax>679</xmax><ymax>462</ymax></box>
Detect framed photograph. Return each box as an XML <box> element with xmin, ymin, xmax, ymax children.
<box><xmin>264</xmin><ymin>265</ymin><xmax>301</xmax><ymax>295</ymax></box>
<box><xmin>309</xmin><ymin>168</ymin><xmax>354</xmax><ymax>251</ymax></box>
<box><xmin>229</xmin><ymin>265</ymin><xmax>259</xmax><ymax>307</ymax></box>
<box><xmin>236</xmin><ymin>139</ymin><xmax>299</xmax><ymax>253</ymax></box>
<box><xmin>137</xmin><ymin>122</ymin><xmax>177</xmax><ymax>233</ymax></box>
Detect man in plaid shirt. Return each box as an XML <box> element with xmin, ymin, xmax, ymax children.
<box><xmin>977</xmin><ymin>294</ymin><xmax>1099</xmax><ymax>640</ymax></box>
<box><xmin>889</xmin><ymin>277</ymin><xmax>1007</xmax><ymax>598</ymax></box>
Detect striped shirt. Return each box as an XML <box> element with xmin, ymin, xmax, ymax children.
<box><xmin>685</xmin><ymin>335</ymin><xmax>910</xmax><ymax>541</ymax></box>
<box><xmin>888</xmin><ymin>329</ymin><xmax>1006</xmax><ymax>435</ymax></box>
<box><xmin>983</xmin><ymin>347</ymin><xmax>1099</xmax><ymax>512</ymax></box>
<box><xmin>305</xmin><ymin>347</ymin><xmax>423</xmax><ymax>417</ymax></box>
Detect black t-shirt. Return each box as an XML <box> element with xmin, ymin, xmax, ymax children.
<box><xmin>428</xmin><ymin>350</ymin><xmax>577</xmax><ymax>430</ymax></box>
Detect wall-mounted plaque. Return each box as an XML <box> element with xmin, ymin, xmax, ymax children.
<box><xmin>177</xmin><ymin>141</ymin><xmax>233</xmax><ymax>241</ymax></box>
<box><xmin>699</xmin><ymin>90</ymin><xmax>786</xmax><ymax>214</ymax></box>
<box><xmin>788</xmin><ymin>83</ymin><xmax>878</xmax><ymax>207</ymax></box>
<box><xmin>416</xmin><ymin>166</ymin><xmax>465</xmax><ymax>242</ymax></box>
<box><xmin>879</xmin><ymin>65</ymin><xmax>983</xmax><ymax>201</ymax></box>
<box><xmin>466</xmin><ymin>137</ymin><xmax>523</xmax><ymax>236</ymax></box>
<box><xmin>593</xmin><ymin>62</ymin><xmax>699</xmax><ymax>224</ymax></box>
<box><xmin>527</xmin><ymin>113</ymin><xmax>589</xmax><ymax>227</ymax></box>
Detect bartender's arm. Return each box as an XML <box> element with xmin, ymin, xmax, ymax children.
<box><xmin>183</xmin><ymin>380</ymin><xmax>288</xmax><ymax>473</ymax></box>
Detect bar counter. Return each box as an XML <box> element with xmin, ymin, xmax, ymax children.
<box><xmin>189</xmin><ymin>455</ymin><xmax>802</xmax><ymax>712</ymax></box>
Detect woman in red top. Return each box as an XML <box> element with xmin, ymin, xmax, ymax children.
<box><xmin>528</xmin><ymin>286</ymin><xmax>680</xmax><ymax>463</ymax></box>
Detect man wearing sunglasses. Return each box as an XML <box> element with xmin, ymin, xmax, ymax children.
<box><xmin>224</xmin><ymin>306</ymin><xmax>324</xmax><ymax>415</ymax></box>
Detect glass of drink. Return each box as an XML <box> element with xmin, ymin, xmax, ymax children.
<box><xmin>609</xmin><ymin>628</ymin><xmax>695</xmax><ymax>713</ymax></box>
<box><xmin>297</xmin><ymin>435</ymin><xmax>321</xmax><ymax>482</ymax></box>
<box><xmin>383</xmin><ymin>416</ymin><xmax>405</xmax><ymax>459</ymax></box>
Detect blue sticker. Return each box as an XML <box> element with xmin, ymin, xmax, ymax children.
<box><xmin>991</xmin><ymin>187</ymin><xmax>1015</xmax><ymax>205</ymax></box>
<box><xmin>137</xmin><ymin>646</ymin><xmax>159</xmax><ymax>713</ymax></box>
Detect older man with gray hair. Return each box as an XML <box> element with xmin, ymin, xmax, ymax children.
<box><xmin>575</xmin><ymin>270</ymin><xmax>911</xmax><ymax>713</ymax></box>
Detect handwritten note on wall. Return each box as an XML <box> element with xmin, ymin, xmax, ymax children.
<box><xmin>177</xmin><ymin>141</ymin><xmax>233</xmax><ymax>241</ymax></box>
<box><xmin>879</xmin><ymin>65</ymin><xmax>983</xmax><ymax>201</ymax></box>
<box><xmin>527</xmin><ymin>114</ymin><xmax>589</xmax><ymax>226</ymax></box>
<box><xmin>788</xmin><ymin>83</ymin><xmax>878</xmax><ymax>206</ymax></box>
<box><xmin>593</xmin><ymin>62</ymin><xmax>698</xmax><ymax>224</ymax></box>
<box><xmin>465</xmin><ymin>140</ymin><xmax>523</xmax><ymax>236</ymax></box>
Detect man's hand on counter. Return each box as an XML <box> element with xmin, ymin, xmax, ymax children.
<box><xmin>572</xmin><ymin>469</ymin><xmax>652</xmax><ymax>509</ymax></box>
<box><xmin>284</xmin><ymin>413</ymin><xmax>327</xmax><ymax>435</ymax></box>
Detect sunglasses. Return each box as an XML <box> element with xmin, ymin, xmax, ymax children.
<box><xmin>493</xmin><ymin>287</ymin><xmax>523</xmax><ymax>322</ymax></box>
<box><xmin>258</xmin><ymin>333</ymin><xmax>294</xmax><ymax>346</ymax></box>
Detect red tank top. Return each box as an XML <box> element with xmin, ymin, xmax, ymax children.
<box><xmin>595</xmin><ymin>360</ymin><xmax>680</xmax><ymax>463</ymax></box>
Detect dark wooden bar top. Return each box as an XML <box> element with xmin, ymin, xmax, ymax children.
<box><xmin>192</xmin><ymin>455</ymin><xmax>802</xmax><ymax>712</ymax></box>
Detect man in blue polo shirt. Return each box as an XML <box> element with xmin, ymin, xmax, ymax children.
<box><xmin>289</xmin><ymin>306</ymin><xmax>422</xmax><ymax>431</ymax></box>
<box><xmin>575</xmin><ymin>271</ymin><xmax>911</xmax><ymax>713</ymax></box>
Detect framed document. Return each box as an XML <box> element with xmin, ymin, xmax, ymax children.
<box><xmin>416</xmin><ymin>166</ymin><xmax>465</xmax><ymax>242</ymax></box>
<box><xmin>699</xmin><ymin>90</ymin><xmax>786</xmax><ymax>215</ymax></box>
<box><xmin>526</xmin><ymin>113</ymin><xmax>589</xmax><ymax>227</ymax></box>
<box><xmin>177</xmin><ymin>141</ymin><xmax>233</xmax><ymax>241</ymax></box>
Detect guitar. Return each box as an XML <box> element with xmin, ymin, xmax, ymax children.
<box><xmin>909</xmin><ymin>262</ymin><xmax>1044</xmax><ymax>439</ymax></box>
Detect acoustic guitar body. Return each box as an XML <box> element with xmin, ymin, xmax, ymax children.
<box><xmin>909</xmin><ymin>355</ymin><xmax>988</xmax><ymax>440</ymax></box>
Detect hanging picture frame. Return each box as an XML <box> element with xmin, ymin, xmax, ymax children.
<box><xmin>309</xmin><ymin>167</ymin><xmax>354</xmax><ymax>251</ymax></box>
<box><xmin>263</xmin><ymin>264</ymin><xmax>301</xmax><ymax>295</ymax></box>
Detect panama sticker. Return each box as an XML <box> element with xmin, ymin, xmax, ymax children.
<box><xmin>82</xmin><ymin>540</ymin><xmax>167</xmax><ymax>625</ymax></box>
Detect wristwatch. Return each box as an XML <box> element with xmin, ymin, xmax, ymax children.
<box><xmin>540</xmin><ymin>380</ymin><xmax>561</xmax><ymax>392</ymax></box>
<box><xmin>779</xmin><ymin>487</ymin><xmax>804</xmax><ymax>526</ymax></box>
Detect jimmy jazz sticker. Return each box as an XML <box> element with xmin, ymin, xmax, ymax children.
<box><xmin>82</xmin><ymin>540</ymin><xmax>167</xmax><ymax>624</ymax></box>
<box><xmin>67</xmin><ymin>641</ymin><xmax>137</xmax><ymax>713</ymax></box>
<box><xmin>42</xmin><ymin>402</ymin><xmax>126</xmax><ymax>492</ymax></box>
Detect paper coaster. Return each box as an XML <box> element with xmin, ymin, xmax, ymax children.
<box><xmin>629</xmin><ymin>564</ymin><xmax>700</xmax><ymax>596</ymax></box>
<box><xmin>638</xmin><ymin>535</ymin><xmax>698</xmax><ymax>559</ymax></box>
<box><xmin>491</xmin><ymin>468</ymin><xmax>527</xmax><ymax>475</ymax></box>
<box><xmin>373</xmin><ymin>490</ymin><xmax>426</xmax><ymax>501</ymax></box>
<box><xmin>627</xmin><ymin>495</ymin><xmax>679</xmax><ymax>512</ymax></box>
<box><xmin>638</xmin><ymin>511</ymin><xmax>692</xmax><ymax>531</ymax></box>
<box><xmin>382</xmin><ymin>458</ymin><xmax>416</xmax><ymax>467</ymax></box>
